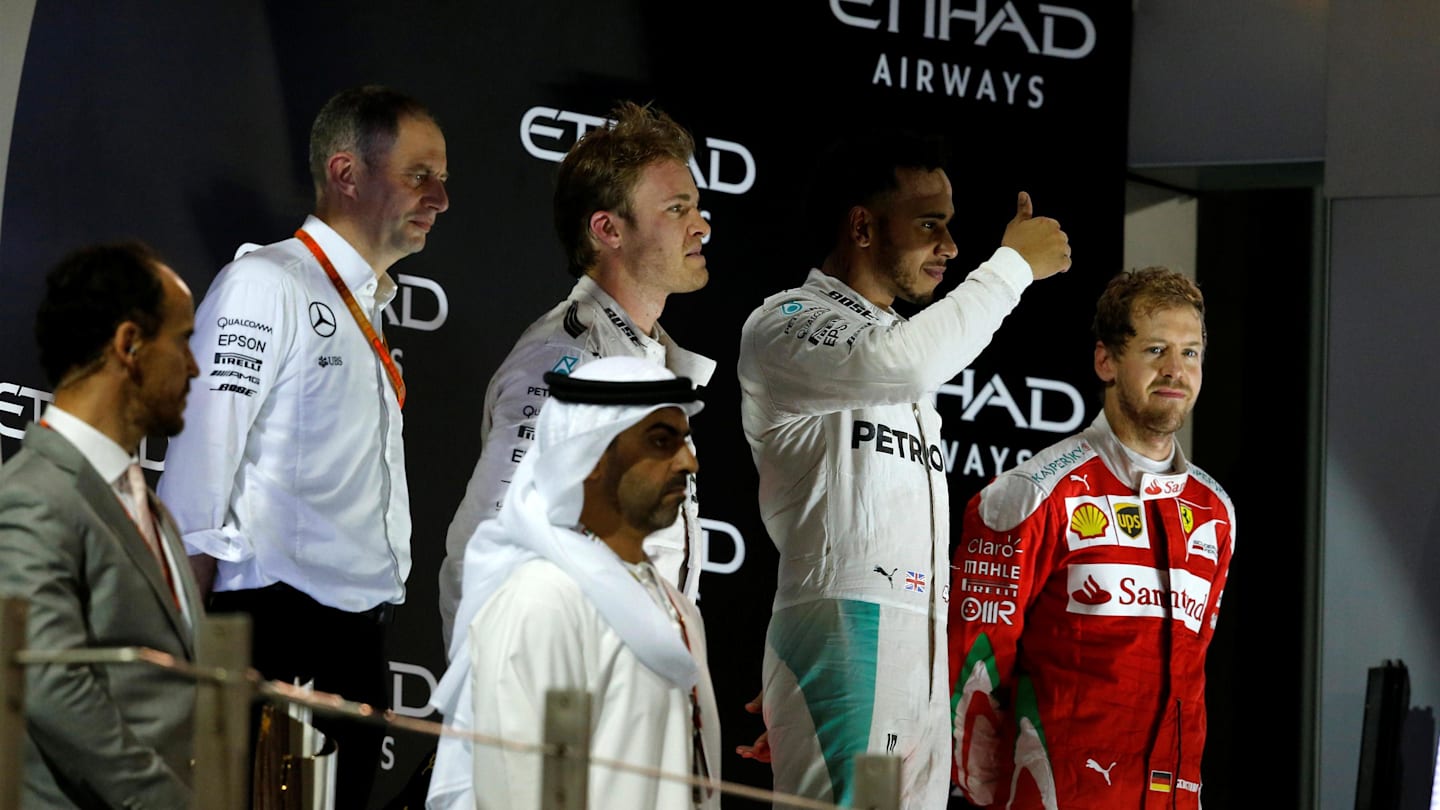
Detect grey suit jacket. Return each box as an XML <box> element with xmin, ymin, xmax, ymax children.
<box><xmin>0</xmin><ymin>423</ymin><xmax>205</xmax><ymax>809</ymax></box>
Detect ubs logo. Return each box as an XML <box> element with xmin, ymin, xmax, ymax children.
<box><xmin>520</xmin><ymin>106</ymin><xmax>757</xmax><ymax>196</ymax></box>
<box><xmin>308</xmin><ymin>302</ymin><xmax>337</xmax><ymax>337</ymax></box>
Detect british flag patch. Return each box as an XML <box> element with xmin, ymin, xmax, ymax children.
<box><xmin>904</xmin><ymin>571</ymin><xmax>926</xmax><ymax>593</ymax></box>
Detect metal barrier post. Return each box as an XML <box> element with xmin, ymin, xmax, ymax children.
<box><xmin>0</xmin><ymin>598</ymin><xmax>27</xmax><ymax>810</ymax></box>
<box><xmin>193</xmin><ymin>615</ymin><xmax>253</xmax><ymax>810</ymax></box>
<box><xmin>541</xmin><ymin>689</ymin><xmax>591</xmax><ymax>810</ymax></box>
<box><xmin>850</xmin><ymin>754</ymin><xmax>901</xmax><ymax>810</ymax></box>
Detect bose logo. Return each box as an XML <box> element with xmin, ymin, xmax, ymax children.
<box><xmin>520</xmin><ymin>106</ymin><xmax>757</xmax><ymax>195</ymax></box>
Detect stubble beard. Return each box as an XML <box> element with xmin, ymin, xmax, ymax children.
<box><xmin>1118</xmin><ymin>386</ymin><xmax>1192</xmax><ymax>438</ymax></box>
<box><xmin>877</xmin><ymin>244</ymin><xmax>936</xmax><ymax>306</ymax></box>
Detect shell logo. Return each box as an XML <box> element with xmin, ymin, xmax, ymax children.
<box><xmin>1069</xmin><ymin>503</ymin><xmax>1110</xmax><ymax>539</ymax></box>
<box><xmin>1180</xmin><ymin>504</ymin><xmax>1195</xmax><ymax>534</ymax></box>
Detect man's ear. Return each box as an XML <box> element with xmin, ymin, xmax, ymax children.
<box><xmin>113</xmin><ymin>321</ymin><xmax>144</xmax><ymax>364</ymax></box>
<box><xmin>1094</xmin><ymin>340</ymin><xmax>1117</xmax><ymax>383</ymax></box>
<box><xmin>848</xmin><ymin>206</ymin><xmax>875</xmax><ymax>249</ymax></box>
<box><xmin>327</xmin><ymin>152</ymin><xmax>361</xmax><ymax>199</ymax></box>
<box><xmin>588</xmin><ymin>210</ymin><xmax>624</xmax><ymax>251</ymax></box>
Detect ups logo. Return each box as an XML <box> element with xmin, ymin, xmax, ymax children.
<box><xmin>1115</xmin><ymin>502</ymin><xmax>1143</xmax><ymax>539</ymax></box>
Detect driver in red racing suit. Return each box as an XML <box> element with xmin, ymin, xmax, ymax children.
<box><xmin>950</xmin><ymin>267</ymin><xmax>1235</xmax><ymax>809</ymax></box>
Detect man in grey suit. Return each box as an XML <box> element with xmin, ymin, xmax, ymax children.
<box><xmin>0</xmin><ymin>242</ymin><xmax>204</xmax><ymax>808</ymax></box>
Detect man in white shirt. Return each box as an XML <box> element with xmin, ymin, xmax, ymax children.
<box><xmin>737</xmin><ymin>133</ymin><xmax>1072</xmax><ymax>807</ymax></box>
<box><xmin>427</xmin><ymin>357</ymin><xmax>720</xmax><ymax>810</ymax></box>
<box><xmin>0</xmin><ymin>242</ymin><xmax>205</xmax><ymax>809</ymax></box>
<box><xmin>157</xmin><ymin>85</ymin><xmax>449</xmax><ymax>806</ymax></box>
<box><xmin>438</xmin><ymin>101</ymin><xmax>714</xmax><ymax>648</ymax></box>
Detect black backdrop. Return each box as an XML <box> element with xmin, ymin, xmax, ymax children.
<box><xmin>0</xmin><ymin>2</ymin><xmax>1130</xmax><ymax>806</ymax></box>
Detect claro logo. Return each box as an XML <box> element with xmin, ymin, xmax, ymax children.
<box><xmin>829</xmin><ymin>0</ymin><xmax>1096</xmax><ymax>60</ymax></box>
<box><xmin>520</xmin><ymin>106</ymin><xmax>757</xmax><ymax>195</ymax></box>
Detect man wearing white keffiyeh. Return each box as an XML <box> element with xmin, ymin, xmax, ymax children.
<box><xmin>426</xmin><ymin>356</ymin><xmax>720</xmax><ymax>810</ymax></box>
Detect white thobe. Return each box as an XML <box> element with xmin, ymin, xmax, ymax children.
<box><xmin>469</xmin><ymin>558</ymin><xmax>720</xmax><ymax>810</ymax></box>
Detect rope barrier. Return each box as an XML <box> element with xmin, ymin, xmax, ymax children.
<box><xmin>7</xmin><ymin>644</ymin><xmax>883</xmax><ymax>810</ymax></box>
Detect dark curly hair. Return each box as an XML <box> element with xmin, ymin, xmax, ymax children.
<box><xmin>36</xmin><ymin>242</ymin><xmax>166</xmax><ymax>385</ymax></box>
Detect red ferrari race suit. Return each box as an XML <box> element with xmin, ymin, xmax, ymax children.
<box><xmin>949</xmin><ymin>413</ymin><xmax>1235</xmax><ymax>809</ymax></box>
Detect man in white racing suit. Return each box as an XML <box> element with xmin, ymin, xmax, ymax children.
<box><xmin>439</xmin><ymin>101</ymin><xmax>714</xmax><ymax>647</ymax></box>
<box><xmin>737</xmin><ymin>133</ymin><xmax>1072</xmax><ymax>807</ymax></box>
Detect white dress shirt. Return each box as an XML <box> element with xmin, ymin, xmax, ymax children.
<box><xmin>158</xmin><ymin>216</ymin><xmax>411</xmax><ymax>612</ymax></box>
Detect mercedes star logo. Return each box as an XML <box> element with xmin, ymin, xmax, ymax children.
<box><xmin>308</xmin><ymin>302</ymin><xmax>337</xmax><ymax>337</ymax></box>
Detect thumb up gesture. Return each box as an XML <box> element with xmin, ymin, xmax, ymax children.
<box><xmin>1001</xmin><ymin>192</ymin><xmax>1071</xmax><ymax>280</ymax></box>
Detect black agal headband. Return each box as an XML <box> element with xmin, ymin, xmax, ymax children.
<box><xmin>542</xmin><ymin>372</ymin><xmax>701</xmax><ymax>406</ymax></box>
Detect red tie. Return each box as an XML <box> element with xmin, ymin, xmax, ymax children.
<box><xmin>124</xmin><ymin>463</ymin><xmax>179</xmax><ymax>608</ymax></box>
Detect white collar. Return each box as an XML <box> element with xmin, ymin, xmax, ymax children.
<box><xmin>298</xmin><ymin>215</ymin><xmax>398</xmax><ymax>306</ymax></box>
<box><xmin>42</xmin><ymin>405</ymin><xmax>136</xmax><ymax>485</ymax></box>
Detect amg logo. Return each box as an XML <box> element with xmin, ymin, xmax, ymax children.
<box><xmin>214</xmin><ymin>352</ymin><xmax>261</xmax><ymax>372</ymax></box>
<box><xmin>211</xmin><ymin>383</ymin><xmax>255</xmax><ymax>397</ymax></box>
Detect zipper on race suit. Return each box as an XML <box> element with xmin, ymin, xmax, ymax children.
<box><xmin>913</xmin><ymin>402</ymin><xmax>940</xmax><ymax>700</ymax></box>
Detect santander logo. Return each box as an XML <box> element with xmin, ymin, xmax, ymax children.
<box><xmin>1071</xmin><ymin>575</ymin><xmax>1111</xmax><ymax>605</ymax></box>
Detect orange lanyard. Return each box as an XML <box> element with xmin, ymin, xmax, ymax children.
<box><xmin>295</xmin><ymin>229</ymin><xmax>406</xmax><ymax>409</ymax></box>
